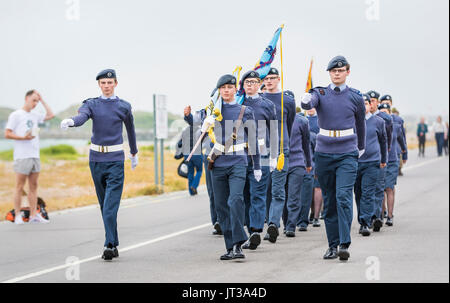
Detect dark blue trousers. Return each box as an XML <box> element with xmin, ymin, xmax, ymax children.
<box><xmin>298</xmin><ymin>172</ymin><xmax>314</xmax><ymax>228</ymax></box>
<box><xmin>285</xmin><ymin>166</ymin><xmax>305</xmax><ymax>232</ymax></box>
<box><xmin>89</xmin><ymin>161</ymin><xmax>124</xmax><ymax>247</ymax></box>
<box><xmin>436</xmin><ymin>133</ymin><xmax>445</xmax><ymax>156</ymax></box>
<box><xmin>203</xmin><ymin>155</ymin><xmax>217</xmax><ymax>225</ymax></box>
<box><xmin>268</xmin><ymin>156</ymin><xmax>289</xmax><ymax>228</ymax></box>
<box><xmin>354</xmin><ymin>161</ymin><xmax>379</xmax><ymax>226</ymax></box>
<box><xmin>244</xmin><ymin>165</ymin><xmax>270</xmax><ymax>233</ymax></box>
<box><xmin>212</xmin><ymin>165</ymin><xmax>248</xmax><ymax>250</ymax></box>
<box><xmin>185</xmin><ymin>155</ymin><xmax>203</xmax><ymax>195</ymax></box>
<box><xmin>374</xmin><ymin>166</ymin><xmax>386</xmax><ymax>219</ymax></box>
<box><xmin>316</xmin><ymin>152</ymin><xmax>358</xmax><ymax>248</ymax></box>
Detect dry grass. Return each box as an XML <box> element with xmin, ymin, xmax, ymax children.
<box><xmin>0</xmin><ymin>149</ymin><xmax>204</xmax><ymax>221</ymax></box>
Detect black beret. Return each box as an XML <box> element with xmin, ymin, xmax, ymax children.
<box><xmin>241</xmin><ymin>70</ymin><xmax>260</xmax><ymax>84</ymax></box>
<box><xmin>96</xmin><ymin>69</ymin><xmax>117</xmax><ymax>81</ymax></box>
<box><xmin>362</xmin><ymin>94</ymin><xmax>371</xmax><ymax>103</ymax></box>
<box><xmin>378</xmin><ymin>103</ymin><xmax>391</xmax><ymax>110</ymax></box>
<box><xmin>216</xmin><ymin>74</ymin><xmax>237</xmax><ymax>89</ymax></box>
<box><xmin>284</xmin><ymin>90</ymin><xmax>295</xmax><ymax>98</ymax></box>
<box><xmin>326</xmin><ymin>56</ymin><xmax>349</xmax><ymax>71</ymax></box>
<box><xmin>380</xmin><ymin>95</ymin><xmax>392</xmax><ymax>102</ymax></box>
<box><xmin>367</xmin><ymin>90</ymin><xmax>380</xmax><ymax>99</ymax></box>
<box><xmin>267</xmin><ymin>68</ymin><xmax>279</xmax><ymax>76</ymax></box>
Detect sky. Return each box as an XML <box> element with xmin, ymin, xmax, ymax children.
<box><xmin>0</xmin><ymin>0</ymin><xmax>448</xmax><ymax>117</ymax></box>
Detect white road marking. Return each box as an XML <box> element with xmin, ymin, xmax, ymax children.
<box><xmin>402</xmin><ymin>157</ymin><xmax>445</xmax><ymax>172</ymax></box>
<box><xmin>2</xmin><ymin>223</ymin><xmax>211</xmax><ymax>283</ymax></box>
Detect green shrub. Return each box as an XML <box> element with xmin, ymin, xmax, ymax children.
<box><xmin>40</xmin><ymin>144</ymin><xmax>78</xmax><ymax>156</ymax></box>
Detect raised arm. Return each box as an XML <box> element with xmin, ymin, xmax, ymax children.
<box><xmin>301</xmin><ymin>90</ymin><xmax>319</xmax><ymax>110</ymax></box>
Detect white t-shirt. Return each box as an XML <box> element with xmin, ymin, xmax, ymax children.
<box><xmin>5</xmin><ymin>109</ymin><xmax>45</xmax><ymax>160</ymax></box>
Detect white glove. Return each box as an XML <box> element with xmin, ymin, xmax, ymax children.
<box><xmin>201</xmin><ymin>116</ymin><xmax>216</xmax><ymax>133</ymax></box>
<box><xmin>302</xmin><ymin>93</ymin><xmax>312</xmax><ymax>104</ymax></box>
<box><xmin>254</xmin><ymin>169</ymin><xmax>262</xmax><ymax>182</ymax></box>
<box><xmin>270</xmin><ymin>158</ymin><xmax>278</xmax><ymax>172</ymax></box>
<box><xmin>60</xmin><ymin>119</ymin><xmax>74</xmax><ymax>130</ymax></box>
<box><xmin>129</xmin><ymin>154</ymin><xmax>138</xmax><ymax>170</ymax></box>
<box><xmin>358</xmin><ymin>149</ymin><xmax>365</xmax><ymax>158</ymax></box>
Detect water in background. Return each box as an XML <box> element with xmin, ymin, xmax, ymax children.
<box><xmin>0</xmin><ymin>139</ymin><xmax>89</xmax><ymax>151</ymax></box>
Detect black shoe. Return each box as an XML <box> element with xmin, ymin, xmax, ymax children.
<box><xmin>285</xmin><ymin>230</ymin><xmax>296</xmax><ymax>237</ymax></box>
<box><xmin>386</xmin><ymin>217</ymin><xmax>394</xmax><ymax>226</ymax></box>
<box><xmin>323</xmin><ymin>247</ymin><xmax>338</xmax><ymax>260</ymax></box>
<box><xmin>102</xmin><ymin>247</ymin><xmax>115</xmax><ymax>261</ymax></box>
<box><xmin>373</xmin><ymin>218</ymin><xmax>383</xmax><ymax>232</ymax></box>
<box><xmin>338</xmin><ymin>245</ymin><xmax>350</xmax><ymax>261</ymax></box>
<box><xmin>309</xmin><ymin>213</ymin><xmax>314</xmax><ymax>224</ymax></box>
<box><xmin>243</xmin><ymin>233</ymin><xmax>261</xmax><ymax>250</ymax></box>
<box><xmin>361</xmin><ymin>225</ymin><xmax>371</xmax><ymax>237</ymax></box>
<box><xmin>312</xmin><ymin>219</ymin><xmax>321</xmax><ymax>227</ymax></box>
<box><xmin>190</xmin><ymin>187</ymin><xmax>198</xmax><ymax>195</ymax></box>
<box><xmin>267</xmin><ymin>224</ymin><xmax>279</xmax><ymax>243</ymax></box>
<box><xmin>213</xmin><ymin>222</ymin><xmax>222</xmax><ymax>235</ymax></box>
<box><xmin>113</xmin><ymin>247</ymin><xmax>119</xmax><ymax>258</ymax></box>
<box><xmin>298</xmin><ymin>226</ymin><xmax>308</xmax><ymax>232</ymax></box>
<box><xmin>232</xmin><ymin>244</ymin><xmax>245</xmax><ymax>259</ymax></box>
<box><xmin>220</xmin><ymin>250</ymin><xmax>233</xmax><ymax>261</ymax></box>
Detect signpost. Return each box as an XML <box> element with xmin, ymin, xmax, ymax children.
<box><xmin>153</xmin><ymin>94</ymin><xmax>168</xmax><ymax>188</ymax></box>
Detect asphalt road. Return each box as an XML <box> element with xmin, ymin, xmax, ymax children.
<box><xmin>0</xmin><ymin>150</ymin><xmax>448</xmax><ymax>283</ymax></box>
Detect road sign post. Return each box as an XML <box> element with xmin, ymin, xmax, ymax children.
<box><xmin>154</xmin><ymin>94</ymin><xmax>169</xmax><ymax>189</ymax></box>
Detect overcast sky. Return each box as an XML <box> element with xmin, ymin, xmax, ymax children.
<box><xmin>0</xmin><ymin>0</ymin><xmax>448</xmax><ymax>117</ymax></box>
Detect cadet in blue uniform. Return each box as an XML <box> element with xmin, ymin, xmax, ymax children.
<box><xmin>202</xmin><ymin>74</ymin><xmax>261</xmax><ymax>260</ymax></box>
<box><xmin>239</xmin><ymin>71</ymin><xmax>278</xmax><ymax>250</ymax></box>
<box><xmin>380</xmin><ymin>95</ymin><xmax>408</xmax><ymax>176</ymax></box>
<box><xmin>60</xmin><ymin>69</ymin><xmax>138</xmax><ymax>261</ymax></box>
<box><xmin>367</xmin><ymin>90</ymin><xmax>393</xmax><ymax>232</ymax></box>
<box><xmin>354</xmin><ymin>95</ymin><xmax>387</xmax><ymax>237</ymax></box>
<box><xmin>285</xmin><ymin>112</ymin><xmax>312</xmax><ymax>237</ymax></box>
<box><xmin>301</xmin><ymin>56</ymin><xmax>366</xmax><ymax>261</ymax></box>
<box><xmin>379</xmin><ymin>103</ymin><xmax>407</xmax><ymax>227</ymax></box>
<box><xmin>262</xmin><ymin>68</ymin><xmax>296</xmax><ymax>244</ymax></box>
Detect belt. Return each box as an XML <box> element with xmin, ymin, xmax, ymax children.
<box><xmin>214</xmin><ymin>143</ymin><xmax>247</xmax><ymax>153</ymax></box>
<box><xmin>90</xmin><ymin>143</ymin><xmax>124</xmax><ymax>153</ymax></box>
<box><xmin>319</xmin><ymin>128</ymin><xmax>354</xmax><ymax>138</ymax></box>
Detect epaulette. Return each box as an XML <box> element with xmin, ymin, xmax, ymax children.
<box><xmin>82</xmin><ymin>98</ymin><xmax>95</xmax><ymax>104</ymax></box>
<box><xmin>349</xmin><ymin>88</ymin><xmax>363</xmax><ymax>96</ymax></box>
<box><xmin>310</xmin><ymin>86</ymin><xmax>327</xmax><ymax>95</ymax></box>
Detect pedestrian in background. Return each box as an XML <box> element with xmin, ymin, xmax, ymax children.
<box><xmin>432</xmin><ymin>116</ymin><xmax>446</xmax><ymax>157</ymax></box>
<box><xmin>417</xmin><ymin>117</ymin><xmax>428</xmax><ymax>157</ymax></box>
<box><xmin>5</xmin><ymin>90</ymin><xmax>55</xmax><ymax>225</ymax></box>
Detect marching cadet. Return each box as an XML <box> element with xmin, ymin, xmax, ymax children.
<box><xmin>354</xmin><ymin>95</ymin><xmax>387</xmax><ymax>237</ymax></box>
<box><xmin>239</xmin><ymin>71</ymin><xmax>278</xmax><ymax>250</ymax></box>
<box><xmin>201</xmin><ymin>74</ymin><xmax>261</xmax><ymax>261</ymax></box>
<box><xmin>285</xmin><ymin>110</ymin><xmax>312</xmax><ymax>237</ymax></box>
<box><xmin>378</xmin><ymin>103</ymin><xmax>407</xmax><ymax>227</ymax></box>
<box><xmin>184</xmin><ymin>106</ymin><xmax>221</xmax><ymax>235</ymax></box>
<box><xmin>301</xmin><ymin>56</ymin><xmax>366</xmax><ymax>261</ymax></box>
<box><xmin>60</xmin><ymin>69</ymin><xmax>138</xmax><ymax>261</ymax></box>
<box><xmin>367</xmin><ymin>90</ymin><xmax>393</xmax><ymax>232</ymax></box>
<box><xmin>381</xmin><ymin>95</ymin><xmax>408</xmax><ymax>176</ymax></box>
<box><xmin>262</xmin><ymin>68</ymin><xmax>296</xmax><ymax>244</ymax></box>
